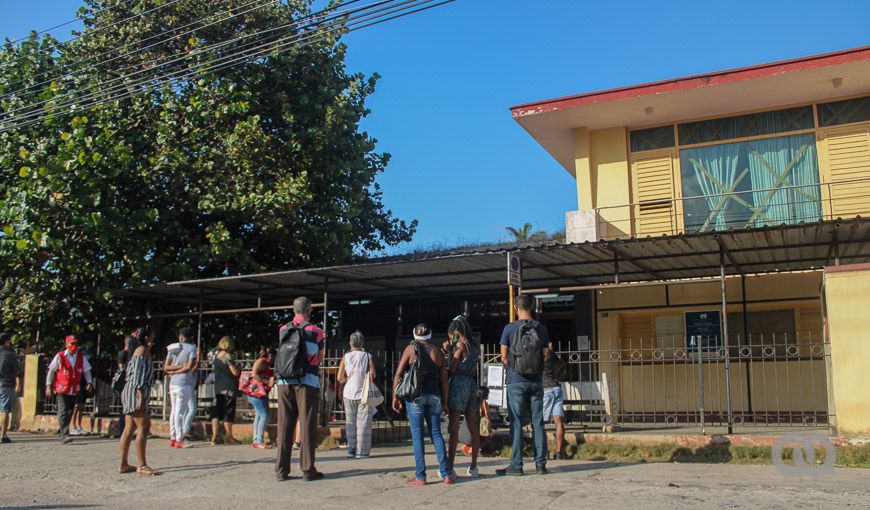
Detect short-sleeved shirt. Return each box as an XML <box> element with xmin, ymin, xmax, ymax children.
<box><xmin>166</xmin><ymin>342</ymin><xmax>197</xmax><ymax>388</ymax></box>
<box><xmin>542</xmin><ymin>351</ymin><xmax>560</xmax><ymax>389</ymax></box>
<box><xmin>277</xmin><ymin>316</ymin><xmax>325</xmax><ymax>389</ymax></box>
<box><xmin>212</xmin><ymin>354</ymin><xmax>239</xmax><ymax>395</ymax></box>
<box><xmin>0</xmin><ymin>347</ymin><xmax>18</xmax><ymax>388</ymax></box>
<box><xmin>499</xmin><ymin>320</ymin><xmax>549</xmax><ymax>385</ymax></box>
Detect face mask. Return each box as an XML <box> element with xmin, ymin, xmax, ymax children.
<box><xmin>67</xmin><ymin>345</ymin><xmax>78</xmax><ymax>353</ymax></box>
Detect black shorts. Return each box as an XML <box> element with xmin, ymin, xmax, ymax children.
<box><xmin>76</xmin><ymin>389</ymin><xmax>87</xmax><ymax>406</ymax></box>
<box><xmin>210</xmin><ymin>394</ymin><xmax>236</xmax><ymax>423</ymax></box>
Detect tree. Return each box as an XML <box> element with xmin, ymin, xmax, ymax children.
<box><xmin>505</xmin><ymin>223</ymin><xmax>548</xmax><ymax>242</ymax></box>
<box><xmin>0</xmin><ymin>0</ymin><xmax>416</xmax><ymax>348</ymax></box>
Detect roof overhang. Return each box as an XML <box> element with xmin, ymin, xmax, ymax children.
<box><xmin>511</xmin><ymin>46</ymin><xmax>870</xmax><ymax>176</ymax></box>
<box><xmin>116</xmin><ymin>219</ymin><xmax>870</xmax><ymax>316</ymax></box>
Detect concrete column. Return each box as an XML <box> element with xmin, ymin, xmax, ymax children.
<box><xmin>20</xmin><ymin>354</ymin><xmax>42</xmax><ymax>420</ymax></box>
<box><xmin>824</xmin><ymin>264</ymin><xmax>870</xmax><ymax>438</ymax></box>
<box><xmin>573</xmin><ymin>127</ymin><xmax>593</xmax><ymax>211</ymax></box>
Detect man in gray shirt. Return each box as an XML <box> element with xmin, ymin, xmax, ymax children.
<box><xmin>0</xmin><ymin>333</ymin><xmax>21</xmax><ymax>443</ymax></box>
<box><xmin>165</xmin><ymin>327</ymin><xmax>198</xmax><ymax>448</ymax></box>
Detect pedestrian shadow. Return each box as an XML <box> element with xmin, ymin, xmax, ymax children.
<box><xmin>4</xmin><ymin>505</ymin><xmax>97</xmax><ymax>510</ymax></box>
<box><xmin>159</xmin><ymin>458</ymin><xmax>273</xmax><ymax>473</ymax></box>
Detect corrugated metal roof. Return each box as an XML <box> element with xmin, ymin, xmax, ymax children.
<box><xmin>118</xmin><ymin>218</ymin><xmax>870</xmax><ymax>308</ymax></box>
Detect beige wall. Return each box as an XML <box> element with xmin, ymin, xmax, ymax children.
<box><xmin>574</xmin><ymin>127</ymin><xmax>632</xmax><ymax>238</ymax></box>
<box><xmin>594</xmin><ymin>272</ymin><xmax>827</xmax><ymax>419</ymax></box>
<box><xmin>824</xmin><ymin>266</ymin><xmax>870</xmax><ymax>437</ymax></box>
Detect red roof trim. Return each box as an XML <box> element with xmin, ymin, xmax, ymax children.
<box><xmin>510</xmin><ymin>46</ymin><xmax>870</xmax><ymax>118</ymax></box>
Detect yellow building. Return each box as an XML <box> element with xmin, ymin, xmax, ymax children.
<box><xmin>512</xmin><ymin>46</ymin><xmax>870</xmax><ymax>436</ymax></box>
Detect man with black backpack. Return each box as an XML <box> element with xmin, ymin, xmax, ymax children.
<box><xmin>496</xmin><ymin>294</ymin><xmax>549</xmax><ymax>476</ymax></box>
<box><xmin>274</xmin><ymin>296</ymin><xmax>326</xmax><ymax>482</ymax></box>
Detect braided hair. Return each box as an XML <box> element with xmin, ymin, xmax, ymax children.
<box><xmin>447</xmin><ymin>315</ymin><xmax>476</xmax><ymax>346</ymax></box>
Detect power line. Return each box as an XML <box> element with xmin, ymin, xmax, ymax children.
<box><xmin>0</xmin><ymin>0</ymin><xmax>454</xmax><ymax>133</ymax></box>
<box><xmin>1</xmin><ymin>0</ymin><xmax>401</xmax><ymax>125</ymax></box>
<box><xmin>0</xmin><ymin>0</ymin><xmax>284</xmax><ymax>103</ymax></box>
<box><xmin>4</xmin><ymin>0</ymin><xmax>142</xmax><ymax>46</ymax></box>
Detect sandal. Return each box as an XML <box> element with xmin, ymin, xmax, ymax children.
<box><xmin>118</xmin><ymin>465</ymin><xmax>136</xmax><ymax>474</ymax></box>
<box><xmin>136</xmin><ymin>466</ymin><xmax>161</xmax><ymax>477</ymax></box>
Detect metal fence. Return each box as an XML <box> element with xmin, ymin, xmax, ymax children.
<box><xmin>484</xmin><ymin>332</ymin><xmax>831</xmax><ymax>432</ymax></box>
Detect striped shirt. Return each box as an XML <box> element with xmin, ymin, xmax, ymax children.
<box><xmin>121</xmin><ymin>354</ymin><xmax>154</xmax><ymax>415</ymax></box>
<box><xmin>276</xmin><ymin>316</ymin><xmax>324</xmax><ymax>389</ymax></box>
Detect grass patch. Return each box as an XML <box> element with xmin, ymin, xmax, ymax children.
<box><xmin>491</xmin><ymin>439</ymin><xmax>870</xmax><ymax>468</ymax></box>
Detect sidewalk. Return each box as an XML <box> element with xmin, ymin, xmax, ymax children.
<box><xmin>1</xmin><ymin>432</ymin><xmax>868</xmax><ymax>509</ymax></box>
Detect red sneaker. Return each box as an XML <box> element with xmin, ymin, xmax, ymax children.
<box><xmin>443</xmin><ymin>476</ymin><xmax>455</xmax><ymax>485</ymax></box>
<box><xmin>403</xmin><ymin>478</ymin><xmax>426</xmax><ymax>487</ymax></box>
<box><xmin>169</xmin><ymin>440</ymin><xmax>178</xmax><ymax>448</ymax></box>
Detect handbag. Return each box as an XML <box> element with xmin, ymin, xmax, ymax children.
<box><xmin>238</xmin><ymin>371</ymin><xmax>269</xmax><ymax>398</ymax></box>
<box><xmin>362</xmin><ymin>373</ymin><xmax>385</xmax><ymax>408</ymax></box>
<box><xmin>111</xmin><ymin>368</ymin><xmax>126</xmax><ymax>393</ymax></box>
<box><xmin>394</xmin><ymin>341</ymin><xmax>422</xmax><ymax>401</ymax></box>
<box><xmin>479</xmin><ymin>416</ymin><xmax>493</xmax><ymax>437</ymax></box>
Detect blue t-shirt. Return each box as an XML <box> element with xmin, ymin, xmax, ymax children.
<box><xmin>499</xmin><ymin>320</ymin><xmax>549</xmax><ymax>384</ymax></box>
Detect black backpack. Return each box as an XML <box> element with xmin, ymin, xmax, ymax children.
<box><xmin>275</xmin><ymin>321</ymin><xmax>310</xmax><ymax>380</ymax></box>
<box><xmin>509</xmin><ymin>320</ymin><xmax>544</xmax><ymax>377</ymax></box>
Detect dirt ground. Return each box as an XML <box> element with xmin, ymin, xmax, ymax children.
<box><xmin>1</xmin><ymin>431</ymin><xmax>868</xmax><ymax>509</ymax></box>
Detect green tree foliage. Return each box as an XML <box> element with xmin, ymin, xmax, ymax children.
<box><xmin>505</xmin><ymin>223</ymin><xmax>549</xmax><ymax>242</ymax></box>
<box><xmin>0</xmin><ymin>0</ymin><xmax>416</xmax><ymax>347</ymax></box>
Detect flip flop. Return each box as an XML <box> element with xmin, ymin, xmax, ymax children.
<box><xmin>118</xmin><ymin>465</ymin><xmax>136</xmax><ymax>474</ymax></box>
<box><xmin>136</xmin><ymin>466</ymin><xmax>161</xmax><ymax>477</ymax></box>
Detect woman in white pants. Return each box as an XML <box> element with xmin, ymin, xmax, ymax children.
<box><xmin>337</xmin><ymin>331</ymin><xmax>376</xmax><ymax>459</ymax></box>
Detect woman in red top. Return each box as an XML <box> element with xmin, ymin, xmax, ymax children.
<box><xmin>248</xmin><ymin>347</ymin><xmax>274</xmax><ymax>448</ymax></box>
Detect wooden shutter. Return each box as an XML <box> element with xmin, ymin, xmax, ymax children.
<box><xmin>631</xmin><ymin>152</ymin><xmax>676</xmax><ymax>236</ymax></box>
<box><xmin>821</xmin><ymin>125</ymin><xmax>870</xmax><ymax>218</ymax></box>
<box><xmin>619</xmin><ymin>314</ymin><xmax>653</xmax><ymax>350</ymax></box>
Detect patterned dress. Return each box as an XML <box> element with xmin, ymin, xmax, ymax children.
<box><xmin>121</xmin><ymin>354</ymin><xmax>154</xmax><ymax>415</ymax></box>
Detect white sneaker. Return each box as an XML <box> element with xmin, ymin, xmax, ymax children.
<box><xmin>466</xmin><ymin>466</ymin><xmax>479</xmax><ymax>478</ymax></box>
<box><xmin>69</xmin><ymin>428</ymin><xmax>82</xmax><ymax>436</ymax></box>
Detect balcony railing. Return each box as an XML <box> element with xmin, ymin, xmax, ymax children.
<box><xmin>592</xmin><ymin>176</ymin><xmax>870</xmax><ymax>239</ymax></box>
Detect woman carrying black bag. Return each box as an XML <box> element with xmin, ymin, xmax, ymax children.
<box><xmin>392</xmin><ymin>323</ymin><xmax>452</xmax><ymax>487</ymax></box>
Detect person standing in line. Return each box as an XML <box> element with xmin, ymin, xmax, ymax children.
<box><xmin>392</xmin><ymin>323</ymin><xmax>452</xmax><ymax>487</ymax></box>
<box><xmin>165</xmin><ymin>327</ymin><xmax>198</xmax><ymax>448</ymax></box>
<box><xmin>70</xmin><ymin>347</ymin><xmax>92</xmax><ymax>436</ymax></box>
<box><xmin>183</xmin><ymin>358</ymin><xmax>204</xmax><ymax>441</ymax></box>
<box><xmin>445</xmin><ymin>315</ymin><xmax>482</xmax><ymax>478</ymax></box>
<box><xmin>496</xmin><ymin>294</ymin><xmax>549</xmax><ymax>476</ymax></box>
<box><xmin>119</xmin><ymin>326</ymin><xmax>159</xmax><ymax>476</ymax></box>
<box><xmin>46</xmin><ymin>335</ymin><xmax>93</xmax><ymax>444</ymax></box>
<box><xmin>247</xmin><ymin>346</ymin><xmax>275</xmax><ymax>449</ymax></box>
<box><xmin>542</xmin><ymin>338</ymin><xmax>567</xmax><ymax>460</ymax></box>
<box><xmin>337</xmin><ymin>331</ymin><xmax>376</xmax><ymax>459</ymax></box>
<box><xmin>113</xmin><ymin>335</ymin><xmax>135</xmax><ymax>438</ymax></box>
<box><xmin>210</xmin><ymin>336</ymin><xmax>241</xmax><ymax>445</ymax></box>
<box><xmin>275</xmin><ymin>296</ymin><xmax>326</xmax><ymax>482</ymax></box>
<box><xmin>0</xmin><ymin>333</ymin><xmax>21</xmax><ymax>443</ymax></box>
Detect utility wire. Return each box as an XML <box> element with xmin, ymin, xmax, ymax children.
<box><xmin>0</xmin><ymin>0</ymin><xmax>401</xmax><ymax>124</ymax></box>
<box><xmin>0</xmin><ymin>0</ymin><xmax>284</xmax><ymax>102</ymax></box>
<box><xmin>0</xmin><ymin>0</ymin><xmax>453</xmax><ymax>133</ymax></box>
<box><xmin>4</xmin><ymin>0</ymin><xmax>142</xmax><ymax>46</ymax></box>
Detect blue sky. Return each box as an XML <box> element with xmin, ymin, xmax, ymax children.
<box><xmin>3</xmin><ymin>1</ymin><xmax>869</xmax><ymax>253</ymax></box>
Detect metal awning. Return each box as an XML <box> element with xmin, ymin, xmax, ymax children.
<box><xmin>117</xmin><ymin>218</ymin><xmax>870</xmax><ymax>312</ymax></box>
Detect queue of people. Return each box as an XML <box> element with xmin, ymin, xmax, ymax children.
<box><xmin>28</xmin><ymin>292</ymin><xmax>566</xmax><ymax>485</ymax></box>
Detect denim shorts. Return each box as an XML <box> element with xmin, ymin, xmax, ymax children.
<box><xmin>543</xmin><ymin>386</ymin><xmax>564</xmax><ymax>422</ymax></box>
<box><xmin>0</xmin><ymin>386</ymin><xmax>15</xmax><ymax>413</ymax></box>
<box><xmin>448</xmin><ymin>376</ymin><xmax>478</xmax><ymax>413</ymax></box>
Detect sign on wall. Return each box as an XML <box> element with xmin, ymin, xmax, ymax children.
<box><xmin>685</xmin><ymin>310</ymin><xmax>722</xmax><ymax>352</ymax></box>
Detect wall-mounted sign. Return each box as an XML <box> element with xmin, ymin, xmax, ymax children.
<box><xmin>507</xmin><ymin>253</ymin><xmax>522</xmax><ymax>286</ymax></box>
<box><xmin>685</xmin><ymin>310</ymin><xmax>722</xmax><ymax>352</ymax></box>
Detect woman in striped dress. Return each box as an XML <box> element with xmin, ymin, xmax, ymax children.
<box><xmin>119</xmin><ymin>326</ymin><xmax>159</xmax><ymax>476</ymax></box>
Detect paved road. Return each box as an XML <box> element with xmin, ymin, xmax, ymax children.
<box><xmin>1</xmin><ymin>432</ymin><xmax>868</xmax><ymax>509</ymax></box>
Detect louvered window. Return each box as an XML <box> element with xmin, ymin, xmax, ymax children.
<box><xmin>822</xmin><ymin>125</ymin><xmax>870</xmax><ymax>218</ymax></box>
<box><xmin>631</xmin><ymin>153</ymin><xmax>676</xmax><ymax>236</ymax></box>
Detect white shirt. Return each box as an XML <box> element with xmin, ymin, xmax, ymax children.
<box><xmin>47</xmin><ymin>350</ymin><xmax>93</xmax><ymax>386</ymax></box>
<box><xmin>342</xmin><ymin>351</ymin><xmax>371</xmax><ymax>401</ymax></box>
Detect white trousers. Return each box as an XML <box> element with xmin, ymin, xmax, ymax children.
<box><xmin>169</xmin><ymin>385</ymin><xmax>192</xmax><ymax>441</ymax></box>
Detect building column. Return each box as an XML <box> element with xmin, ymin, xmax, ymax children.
<box><xmin>824</xmin><ymin>264</ymin><xmax>870</xmax><ymax>438</ymax></box>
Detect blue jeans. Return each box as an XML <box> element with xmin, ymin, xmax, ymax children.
<box><xmin>248</xmin><ymin>396</ymin><xmax>270</xmax><ymax>444</ymax></box>
<box><xmin>406</xmin><ymin>393</ymin><xmax>449</xmax><ymax>481</ymax></box>
<box><xmin>184</xmin><ymin>389</ymin><xmax>197</xmax><ymax>434</ymax></box>
<box><xmin>507</xmin><ymin>381</ymin><xmax>547</xmax><ymax>469</ymax></box>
